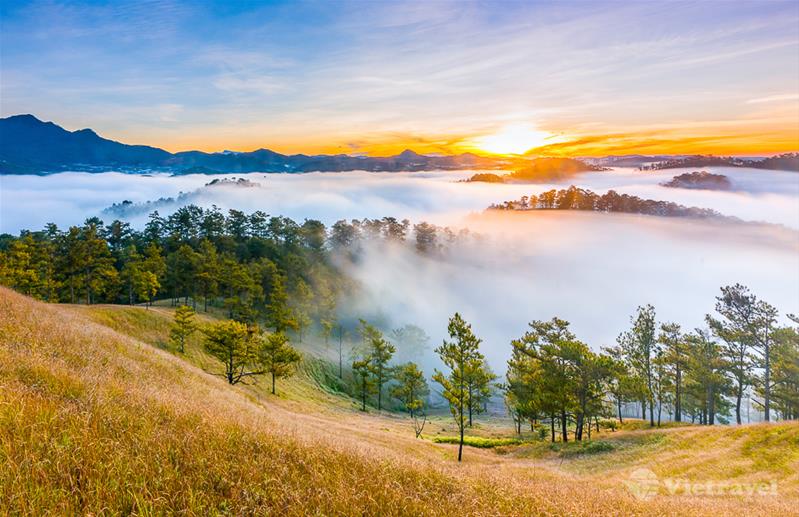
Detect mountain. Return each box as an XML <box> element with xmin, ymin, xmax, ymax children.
<box><xmin>0</xmin><ymin>114</ymin><xmax>171</xmax><ymax>172</ymax></box>
<box><xmin>639</xmin><ymin>154</ymin><xmax>799</xmax><ymax>172</ymax></box>
<box><xmin>581</xmin><ymin>154</ymin><xmax>675</xmax><ymax>167</ymax></box>
<box><xmin>0</xmin><ymin>115</ymin><xmax>510</xmax><ymax>174</ymax></box>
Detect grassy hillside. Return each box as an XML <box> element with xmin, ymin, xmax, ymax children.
<box><xmin>1</xmin><ymin>287</ymin><xmax>796</xmax><ymax>515</ymax></box>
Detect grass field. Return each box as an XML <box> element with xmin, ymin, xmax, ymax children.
<box><xmin>1</xmin><ymin>287</ymin><xmax>797</xmax><ymax>515</ymax></box>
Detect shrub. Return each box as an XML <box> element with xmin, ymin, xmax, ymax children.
<box><xmin>432</xmin><ymin>436</ymin><xmax>523</xmax><ymax>448</ymax></box>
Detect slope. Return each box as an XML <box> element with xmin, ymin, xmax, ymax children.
<box><xmin>0</xmin><ymin>287</ymin><xmax>796</xmax><ymax>515</ymax></box>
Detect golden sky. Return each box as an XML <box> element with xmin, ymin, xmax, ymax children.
<box><xmin>2</xmin><ymin>1</ymin><xmax>798</xmax><ymax>157</ymax></box>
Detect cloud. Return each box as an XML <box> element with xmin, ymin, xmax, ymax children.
<box><xmin>341</xmin><ymin>210</ymin><xmax>798</xmax><ymax>370</ymax></box>
<box><xmin>746</xmin><ymin>93</ymin><xmax>799</xmax><ymax>104</ymax></box>
<box><xmin>1</xmin><ymin>168</ymin><xmax>797</xmax><ymax>372</ymax></box>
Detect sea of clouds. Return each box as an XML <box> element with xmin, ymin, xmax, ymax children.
<box><xmin>1</xmin><ymin>167</ymin><xmax>797</xmax><ymax>368</ymax></box>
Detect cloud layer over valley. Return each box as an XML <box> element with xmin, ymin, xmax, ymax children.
<box><xmin>1</xmin><ymin>167</ymin><xmax>797</xmax><ymax>370</ymax></box>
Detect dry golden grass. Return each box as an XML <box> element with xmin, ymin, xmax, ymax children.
<box><xmin>1</xmin><ymin>287</ymin><xmax>797</xmax><ymax>515</ymax></box>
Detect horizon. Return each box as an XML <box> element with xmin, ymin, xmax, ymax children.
<box><xmin>1</xmin><ymin>1</ymin><xmax>798</xmax><ymax>157</ymax></box>
<box><xmin>2</xmin><ymin>112</ymin><xmax>796</xmax><ymax>159</ymax></box>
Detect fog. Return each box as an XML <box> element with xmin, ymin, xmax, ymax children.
<box><xmin>2</xmin><ymin>167</ymin><xmax>797</xmax><ymax>234</ymax></box>
<box><xmin>1</xmin><ymin>167</ymin><xmax>798</xmax><ymax>370</ymax></box>
<box><xmin>343</xmin><ymin>211</ymin><xmax>799</xmax><ymax>369</ymax></box>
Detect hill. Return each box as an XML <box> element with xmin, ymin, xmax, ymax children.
<box><xmin>466</xmin><ymin>158</ymin><xmax>605</xmax><ymax>183</ymax></box>
<box><xmin>639</xmin><ymin>153</ymin><xmax>799</xmax><ymax>172</ymax></box>
<box><xmin>0</xmin><ymin>115</ymin><xmax>509</xmax><ymax>174</ymax></box>
<box><xmin>661</xmin><ymin>171</ymin><xmax>733</xmax><ymax>190</ymax></box>
<box><xmin>1</xmin><ymin>286</ymin><xmax>797</xmax><ymax>515</ymax></box>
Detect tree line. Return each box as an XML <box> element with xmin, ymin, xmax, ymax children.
<box><xmin>0</xmin><ymin>205</ymin><xmax>469</xmax><ymax>328</ymax></box>
<box><xmin>638</xmin><ymin>153</ymin><xmax>799</xmax><ymax>172</ymax></box>
<box><xmin>504</xmin><ymin>284</ymin><xmax>798</xmax><ymax>444</ymax></box>
<box><xmin>488</xmin><ymin>186</ymin><xmax>723</xmax><ymax>219</ymax></box>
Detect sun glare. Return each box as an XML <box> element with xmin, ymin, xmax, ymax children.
<box><xmin>472</xmin><ymin>123</ymin><xmax>554</xmax><ymax>155</ymax></box>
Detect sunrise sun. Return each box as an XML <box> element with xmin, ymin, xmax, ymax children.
<box><xmin>472</xmin><ymin>123</ymin><xmax>555</xmax><ymax>155</ymax></box>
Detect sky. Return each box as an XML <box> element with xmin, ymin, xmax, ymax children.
<box><xmin>1</xmin><ymin>0</ymin><xmax>798</xmax><ymax>156</ymax></box>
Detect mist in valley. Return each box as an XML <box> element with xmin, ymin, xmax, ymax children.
<box><xmin>2</xmin><ymin>167</ymin><xmax>797</xmax><ymax>372</ymax></box>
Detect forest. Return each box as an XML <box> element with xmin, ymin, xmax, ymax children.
<box><xmin>0</xmin><ymin>206</ymin><xmax>797</xmax><ymax>463</ymax></box>
<box><xmin>488</xmin><ymin>186</ymin><xmax>725</xmax><ymax>219</ymax></box>
<box><xmin>638</xmin><ymin>153</ymin><xmax>799</xmax><ymax>172</ymax></box>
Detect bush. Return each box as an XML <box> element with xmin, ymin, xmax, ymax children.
<box><xmin>432</xmin><ymin>436</ymin><xmax>523</xmax><ymax>449</ymax></box>
<box><xmin>599</xmin><ymin>418</ymin><xmax>618</xmax><ymax>431</ymax></box>
<box><xmin>549</xmin><ymin>440</ymin><xmax>615</xmax><ymax>457</ymax></box>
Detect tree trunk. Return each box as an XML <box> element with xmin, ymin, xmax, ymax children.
<box><xmin>458</xmin><ymin>402</ymin><xmax>464</xmax><ymax>462</ymax></box>
<box><xmin>764</xmin><ymin>341</ymin><xmax>771</xmax><ymax>422</ymax></box>
<box><xmin>675</xmin><ymin>366</ymin><xmax>682</xmax><ymax>422</ymax></box>
<box><xmin>361</xmin><ymin>379</ymin><xmax>366</xmax><ymax>411</ymax></box>
<box><xmin>271</xmin><ymin>372</ymin><xmax>276</xmax><ymax>395</ymax></box>
<box><xmin>338</xmin><ymin>327</ymin><xmax>343</xmax><ymax>379</ymax></box>
<box><xmin>657</xmin><ymin>401</ymin><xmax>662</xmax><ymax>427</ymax></box>
<box><xmin>649</xmin><ymin>397</ymin><xmax>655</xmax><ymax>427</ymax></box>
<box><xmin>550</xmin><ymin>415</ymin><xmax>555</xmax><ymax>443</ymax></box>
<box><xmin>735</xmin><ymin>382</ymin><xmax>743</xmax><ymax>425</ymax></box>
<box><xmin>377</xmin><ymin>371</ymin><xmax>382</xmax><ymax>411</ymax></box>
<box><xmin>617</xmin><ymin>397</ymin><xmax>623</xmax><ymax>423</ymax></box>
<box><xmin>561</xmin><ymin>410</ymin><xmax>568</xmax><ymax>442</ymax></box>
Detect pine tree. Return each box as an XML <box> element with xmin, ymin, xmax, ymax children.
<box><xmin>618</xmin><ymin>305</ymin><xmax>658</xmax><ymax>426</ymax></box>
<box><xmin>259</xmin><ymin>332</ymin><xmax>301</xmax><ymax>395</ymax></box>
<box><xmin>170</xmin><ymin>305</ymin><xmax>197</xmax><ymax>353</ymax></box>
<box><xmin>352</xmin><ymin>358</ymin><xmax>375</xmax><ymax>411</ymax></box>
<box><xmin>433</xmin><ymin>313</ymin><xmax>483</xmax><ymax>462</ymax></box>
<box><xmin>266</xmin><ymin>275</ymin><xmax>298</xmax><ymax>333</ymax></box>
<box><xmin>391</xmin><ymin>362</ymin><xmax>429</xmax><ymax>438</ymax></box>
<box><xmin>658</xmin><ymin>322</ymin><xmax>688</xmax><ymax>422</ymax></box>
<box><xmin>203</xmin><ymin>320</ymin><xmax>263</xmax><ymax>384</ymax></box>
<box><xmin>368</xmin><ymin>331</ymin><xmax>395</xmax><ymax>411</ymax></box>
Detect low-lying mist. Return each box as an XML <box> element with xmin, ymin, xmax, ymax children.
<box><xmin>2</xmin><ymin>167</ymin><xmax>797</xmax><ymax>372</ymax></box>
<box><xmin>341</xmin><ymin>210</ymin><xmax>799</xmax><ymax>370</ymax></box>
<box><xmin>2</xmin><ymin>166</ymin><xmax>797</xmax><ymax>234</ymax></box>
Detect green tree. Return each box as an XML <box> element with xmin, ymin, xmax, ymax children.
<box><xmin>170</xmin><ymin>305</ymin><xmax>197</xmax><ymax>353</ymax></box>
<box><xmin>203</xmin><ymin>320</ymin><xmax>263</xmax><ymax>384</ymax></box>
<box><xmin>266</xmin><ymin>274</ymin><xmax>298</xmax><ymax>333</ymax></box>
<box><xmin>352</xmin><ymin>358</ymin><xmax>375</xmax><ymax>411</ymax></box>
<box><xmin>391</xmin><ymin>362</ymin><xmax>430</xmax><ymax>438</ymax></box>
<box><xmin>432</xmin><ymin>313</ymin><xmax>483</xmax><ymax>462</ymax></box>
<box><xmin>0</xmin><ymin>236</ymin><xmax>38</xmax><ymax>297</ymax></box>
<box><xmin>195</xmin><ymin>239</ymin><xmax>219</xmax><ymax>312</ymax></box>
<box><xmin>259</xmin><ymin>332</ymin><xmax>301</xmax><ymax>395</ymax></box>
<box><xmin>658</xmin><ymin>322</ymin><xmax>688</xmax><ymax>422</ymax></box>
<box><xmin>368</xmin><ymin>330</ymin><xmax>396</xmax><ymax>411</ymax></box>
<box><xmin>291</xmin><ymin>278</ymin><xmax>313</xmax><ymax>342</ymax></box>
<box><xmin>684</xmin><ymin>329</ymin><xmax>730</xmax><ymax>425</ymax></box>
<box><xmin>465</xmin><ymin>358</ymin><xmax>496</xmax><ymax>427</ymax></box>
<box><xmin>603</xmin><ymin>345</ymin><xmax>645</xmax><ymax>424</ymax></box>
<box><xmin>167</xmin><ymin>244</ymin><xmax>199</xmax><ymax>306</ymax></box>
<box><xmin>770</xmin><ymin>317</ymin><xmax>799</xmax><ymax>420</ymax></box>
<box><xmin>707</xmin><ymin>284</ymin><xmax>778</xmax><ymax>422</ymax></box>
<box><xmin>511</xmin><ymin>318</ymin><xmax>578</xmax><ymax>442</ymax></box>
<box><xmin>618</xmin><ymin>305</ymin><xmax>658</xmax><ymax>426</ymax></box>
<box><xmin>80</xmin><ymin>221</ymin><xmax>119</xmax><ymax>304</ymax></box>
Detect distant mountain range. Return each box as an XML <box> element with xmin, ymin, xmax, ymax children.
<box><xmin>0</xmin><ymin>115</ymin><xmax>512</xmax><ymax>174</ymax></box>
<box><xmin>1</xmin><ymin>115</ymin><xmax>796</xmax><ymax>175</ymax></box>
